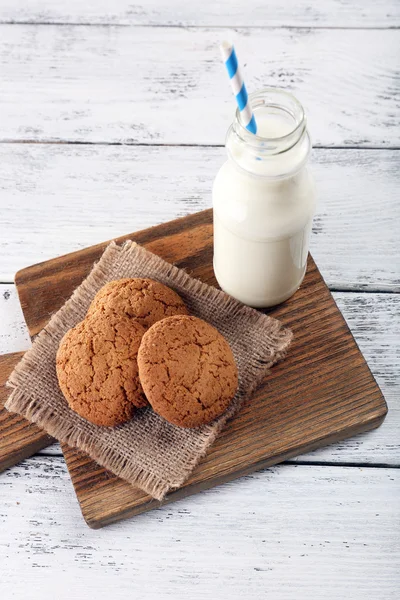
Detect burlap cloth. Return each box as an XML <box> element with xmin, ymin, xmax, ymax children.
<box><xmin>6</xmin><ymin>241</ymin><xmax>292</xmax><ymax>500</ymax></box>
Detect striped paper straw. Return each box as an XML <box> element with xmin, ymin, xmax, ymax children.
<box><xmin>220</xmin><ymin>41</ymin><xmax>257</xmax><ymax>135</ymax></box>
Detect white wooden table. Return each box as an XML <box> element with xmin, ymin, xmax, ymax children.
<box><xmin>0</xmin><ymin>2</ymin><xmax>399</xmax><ymax>598</ymax></box>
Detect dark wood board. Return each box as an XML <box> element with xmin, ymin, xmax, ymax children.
<box><xmin>7</xmin><ymin>209</ymin><xmax>388</xmax><ymax>527</ymax></box>
<box><xmin>0</xmin><ymin>352</ymin><xmax>54</xmax><ymax>472</ymax></box>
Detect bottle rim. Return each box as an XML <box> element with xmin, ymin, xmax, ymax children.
<box><xmin>233</xmin><ymin>87</ymin><xmax>307</xmax><ymax>153</ymax></box>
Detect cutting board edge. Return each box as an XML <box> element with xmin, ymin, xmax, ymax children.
<box><xmin>14</xmin><ymin>209</ymin><xmax>213</xmax><ymax>286</ymax></box>
<box><xmin>76</xmin><ymin>409</ymin><xmax>387</xmax><ymax>529</ymax></box>
<box><xmin>0</xmin><ymin>434</ymin><xmax>55</xmax><ymax>474</ymax></box>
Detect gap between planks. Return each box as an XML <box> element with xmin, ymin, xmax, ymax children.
<box><xmin>1</xmin><ymin>140</ymin><xmax>400</xmax><ymax>151</ymax></box>
<box><xmin>1</xmin><ymin>283</ymin><xmax>399</xmax><ymax>294</ymax></box>
<box><xmin>0</xmin><ymin>22</ymin><xmax>399</xmax><ymax>30</ymax></box>
<box><xmin>33</xmin><ymin>449</ymin><xmax>400</xmax><ymax>470</ymax></box>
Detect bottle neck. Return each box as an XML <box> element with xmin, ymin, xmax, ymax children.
<box><xmin>226</xmin><ymin>88</ymin><xmax>311</xmax><ymax>180</ymax></box>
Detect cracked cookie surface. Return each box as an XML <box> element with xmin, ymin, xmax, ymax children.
<box><xmin>56</xmin><ymin>313</ymin><xmax>147</xmax><ymax>427</ymax></box>
<box><xmin>88</xmin><ymin>278</ymin><xmax>188</xmax><ymax>329</ymax></box>
<box><xmin>137</xmin><ymin>315</ymin><xmax>238</xmax><ymax>428</ymax></box>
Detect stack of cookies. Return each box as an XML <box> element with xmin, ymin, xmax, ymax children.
<box><xmin>56</xmin><ymin>278</ymin><xmax>238</xmax><ymax>429</ymax></box>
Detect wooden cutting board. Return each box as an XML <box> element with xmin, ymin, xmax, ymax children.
<box><xmin>0</xmin><ymin>352</ymin><xmax>53</xmax><ymax>472</ymax></box>
<box><xmin>1</xmin><ymin>209</ymin><xmax>387</xmax><ymax>527</ymax></box>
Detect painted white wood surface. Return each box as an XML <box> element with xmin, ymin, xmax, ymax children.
<box><xmin>1</xmin><ymin>0</ymin><xmax>400</xmax><ymax>27</ymax></box>
<box><xmin>0</xmin><ymin>26</ymin><xmax>399</xmax><ymax>146</ymax></box>
<box><xmin>0</xmin><ymin>285</ymin><xmax>31</xmax><ymax>353</ymax></box>
<box><xmin>1</xmin><ymin>459</ymin><xmax>399</xmax><ymax>600</ymax></box>
<box><xmin>1</xmin><ymin>285</ymin><xmax>398</xmax><ymax>465</ymax></box>
<box><xmin>1</xmin><ymin>145</ymin><xmax>399</xmax><ymax>290</ymax></box>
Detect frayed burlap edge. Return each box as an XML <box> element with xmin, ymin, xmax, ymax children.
<box><xmin>6</xmin><ymin>241</ymin><xmax>292</xmax><ymax>500</ymax></box>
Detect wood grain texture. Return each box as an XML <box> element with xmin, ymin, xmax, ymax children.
<box><xmin>0</xmin><ymin>26</ymin><xmax>398</xmax><ymax>146</ymax></box>
<box><xmin>1</xmin><ymin>289</ymin><xmax>398</xmax><ymax>465</ymax></box>
<box><xmin>1</xmin><ymin>145</ymin><xmax>399</xmax><ymax>290</ymax></box>
<box><xmin>1</xmin><ymin>0</ymin><xmax>399</xmax><ymax>27</ymax></box>
<box><xmin>11</xmin><ymin>210</ymin><xmax>387</xmax><ymax>527</ymax></box>
<box><xmin>1</xmin><ymin>458</ymin><xmax>399</xmax><ymax>600</ymax></box>
<box><xmin>0</xmin><ymin>352</ymin><xmax>53</xmax><ymax>472</ymax></box>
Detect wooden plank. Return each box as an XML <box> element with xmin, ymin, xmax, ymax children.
<box><xmin>0</xmin><ymin>352</ymin><xmax>53</xmax><ymax>471</ymax></box>
<box><xmin>0</xmin><ymin>145</ymin><xmax>399</xmax><ymax>290</ymax></box>
<box><xmin>10</xmin><ymin>209</ymin><xmax>386</xmax><ymax>527</ymax></box>
<box><xmin>1</xmin><ymin>458</ymin><xmax>399</xmax><ymax>600</ymax></box>
<box><xmin>1</xmin><ymin>0</ymin><xmax>399</xmax><ymax>27</ymax></box>
<box><xmin>0</xmin><ymin>26</ymin><xmax>398</xmax><ymax>146</ymax></box>
<box><xmin>2</xmin><ymin>286</ymin><xmax>398</xmax><ymax>466</ymax></box>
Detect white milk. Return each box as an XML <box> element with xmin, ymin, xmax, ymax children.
<box><xmin>213</xmin><ymin>88</ymin><xmax>316</xmax><ymax>307</ymax></box>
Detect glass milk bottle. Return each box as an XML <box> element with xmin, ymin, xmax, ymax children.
<box><xmin>213</xmin><ymin>88</ymin><xmax>316</xmax><ymax>307</ymax></box>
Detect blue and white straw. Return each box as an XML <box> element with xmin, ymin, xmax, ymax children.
<box><xmin>220</xmin><ymin>41</ymin><xmax>257</xmax><ymax>135</ymax></box>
